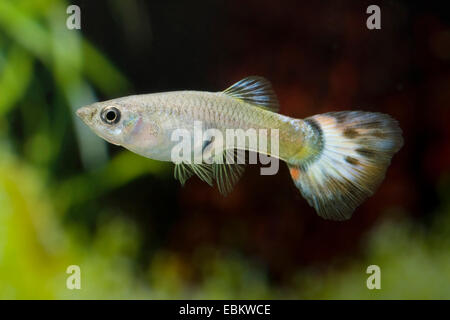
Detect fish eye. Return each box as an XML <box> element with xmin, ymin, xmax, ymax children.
<box><xmin>101</xmin><ymin>106</ymin><xmax>121</xmax><ymax>124</ymax></box>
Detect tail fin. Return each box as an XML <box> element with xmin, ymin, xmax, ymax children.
<box><xmin>288</xmin><ymin>111</ymin><xmax>403</xmax><ymax>220</ymax></box>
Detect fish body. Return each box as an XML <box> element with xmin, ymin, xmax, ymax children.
<box><xmin>77</xmin><ymin>76</ymin><xmax>403</xmax><ymax>220</ymax></box>
<box><xmin>78</xmin><ymin>90</ymin><xmax>308</xmax><ymax>162</ymax></box>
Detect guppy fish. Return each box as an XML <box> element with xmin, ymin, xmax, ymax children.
<box><xmin>77</xmin><ymin>76</ymin><xmax>403</xmax><ymax>220</ymax></box>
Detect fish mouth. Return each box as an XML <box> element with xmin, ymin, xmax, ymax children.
<box><xmin>76</xmin><ymin>105</ymin><xmax>122</xmax><ymax>146</ymax></box>
<box><xmin>76</xmin><ymin>105</ymin><xmax>97</xmax><ymax>123</ymax></box>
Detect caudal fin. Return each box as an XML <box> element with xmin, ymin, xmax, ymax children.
<box><xmin>288</xmin><ymin>111</ymin><xmax>403</xmax><ymax>220</ymax></box>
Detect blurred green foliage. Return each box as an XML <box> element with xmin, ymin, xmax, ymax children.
<box><xmin>0</xmin><ymin>0</ymin><xmax>449</xmax><ymax>299</ymax></box>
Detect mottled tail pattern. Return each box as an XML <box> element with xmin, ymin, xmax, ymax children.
<box><xmin>288</xmin><ymin>111</ymin><xmax>403</xmax><ymax>220</ymax></box>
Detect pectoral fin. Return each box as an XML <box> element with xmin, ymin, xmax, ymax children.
<box><xmin>174</xmin><ymin>162</ymin><xmax>214</xmax><ymax>186</ymax></box>
<box><xmin>174</xmin><ymin>150</ymin><xmax>245</xmax><ymax>195</ymax></box>
<box><xmin>174</xmin><ymin>162</ymin><xmax>194</xmax><ymax>185</ymax></box>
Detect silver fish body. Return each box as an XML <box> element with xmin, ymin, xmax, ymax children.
<box><xmin>77</xmin><ymin>90</ymin><xmax>305</xmax><ymax>162</ymax></box>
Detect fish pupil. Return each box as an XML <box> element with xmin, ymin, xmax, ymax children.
<box><xmin>101</xmin><ymin>106</ymin><xmax>120</xmax><ymax>124</ymax></box>
<box><xmin>106</xmin><ymin>110</ymin><xmax>116</xmax><ymax>121</ymax></box>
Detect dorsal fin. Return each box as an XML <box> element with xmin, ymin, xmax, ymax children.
<box><xmin>222</xmin><ymin>76</ymin><xmax>279</xmax><ymax>112</ymax></box>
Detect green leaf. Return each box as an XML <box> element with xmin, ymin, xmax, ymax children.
<box><xmin>0</xmin><ymin>45</ymin><xmax>33</xmax><ymax>115</ymax></box>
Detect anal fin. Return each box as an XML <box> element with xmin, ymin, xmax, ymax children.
<box><xmin>212</xmin><ymin>150</ymin><xmax>246</xmax><ymax>195</ymax></box>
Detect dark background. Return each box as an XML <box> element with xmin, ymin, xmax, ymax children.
<box><xmin>74</xmin><ymin>0</ymin><xmax>449</xmax><ymax>278</ymax></box>
<box><xmin>1</xmin><ymin>0</ymin><xmax>449</xmax><ymax>298</ymax></box>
